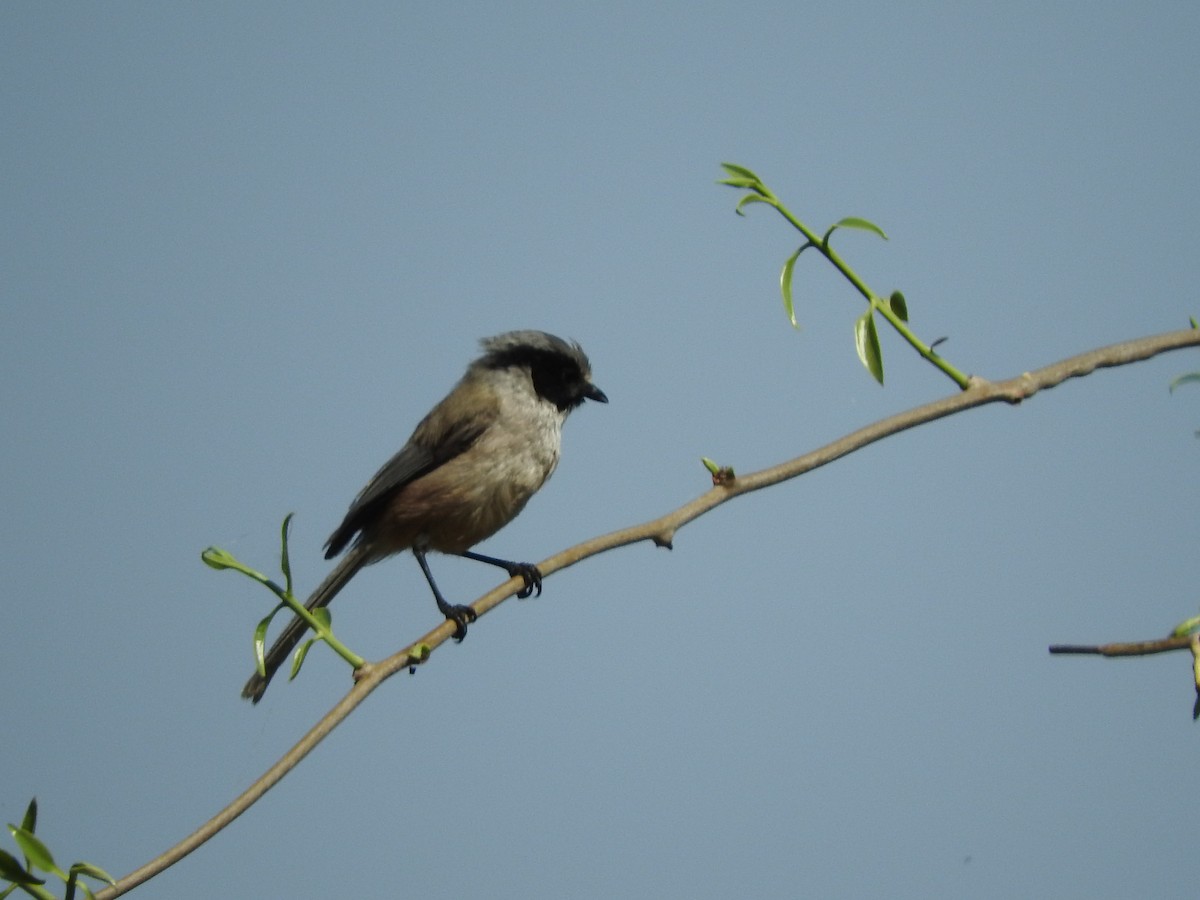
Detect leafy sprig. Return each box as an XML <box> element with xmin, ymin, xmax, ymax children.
<box><xmin>0</xmin><ymin>799</ymin><xmax>113</xmax><ymax>900</ymax></box>
<box><xmin>719</xmin><ymin>163</ymin><xmax>969</xmax><ymax>388</ymax></box>
<box><xmin>202</xmin><ymin>514</ymin><xmax>364</xmax><ymax>683</ymax></box>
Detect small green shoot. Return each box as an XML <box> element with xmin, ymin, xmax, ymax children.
<box><xmin>204</xmin><ymin>515</ymin><xmax>364</xmax><ymax>684</ymax></box>
<box><xmin>719</xmin><ymin>163</ymin><xmax>970</xmax><ymax>389</ymax></box>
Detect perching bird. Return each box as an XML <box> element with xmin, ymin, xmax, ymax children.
<box><xmin>242</xmin><ymin>330</ymin><xmax>606</xmax><ymax>702</ymax></box>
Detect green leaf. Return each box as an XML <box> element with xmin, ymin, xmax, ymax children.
<box><xmin>68</xmin><ymin>863</ymin><xmax>115</xmax><ymax>887</ymax></box>
<box><xmin>1169</xmin><ymin>372</ymin><xmax>1200</xmax><ymax>393</ymax></box>
<box><xmin>290</xmin><ymin>637</ymin><xmax>318</xmax><ymax>681</ymax></box>
<box><xmin>780</xmin><ymin>244</ymin><xmax>809</xmax><ymax>329</ymax></box>
<box><xmin>0</xmin><ymin>847</ymin><xmax>36</xmax><ymax>885</ymax></box>
<box><xmin>253</xmin><ymin>606</ymin><xmax>283</xmax><ymax>677</ymax></box>
<box><xmin>734</xmin><ymin>194</ymin><xmax>771</xmax><ymax>217</ymax></box>
<box><xmin>719</xmin><ymin>162</ymin><xmax>761</xmax><ymax>181</ymax></box>
<box><xmin>1191</xmin><ymin>316</ymin><xmax>1198</xmax><ymax>329</ymax></box>
<box><xmin>889</xmin><ymin>290</ymin><xmax>908</xmax><ymax>321</ymax></box>
<box><xmin>854</xmin><ymin>310</ymin><xmax>885</xmax><ymax>384</ymax></box>
<box><xmin>1171</xmin><ymin>614</ymin><xmax>1200</xmax><ymax>638</ymax></box>
<box><xmin>7</xmin><ymin>827</ymin><xmax>62</xmax><ymax>879</ymax></box>
<box><xmin>279</xmin><ymin>513</ymin><xmax>294</xmax><ymax>595</ymax></box>
<box><xmin>311</xmin><ymin>607</ymin><xmax>331</xmax><ymax>629</ymax></box>
<box><xmin>832</xmin><ymin>216</ymin><xmax>888</xmax><ymax>240</ymax></box>
<box><xmin>200</xmin><ymin>547</ymin><xmax>239</xmax><ymax>571</ymax></box>
<box><xmin>19</xmin><ymin>882</ymin><xmax>57</xmax><ymax>900</ymax></box>
<box><xmin>19</xmin><ymin>802</ymin><xmax>35</xmax><ymax>838</ymax></box>
<box><xmin>717</xmin><ymin>177</ymin><xmax>760</xmax><ymax>189</ymax></box>
<box><xmin>701</xmin><ymin>457</ymin><xmax>720</xmax><ymax>475</ymax></box>
<box><xmin>0</xmin><ymin>865</ymin><xmax>57</xmax><ymax>900</ymax></box>
<box><xmin>201</xmin><ymin>548</ymin><xmax>269</xmax><ymax>583</ymax></box>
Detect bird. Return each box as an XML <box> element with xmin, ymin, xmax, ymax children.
<box><xmin>241</xmin><ymin>330</ymin><xmax>606</xmax><ymax>703</ymax></box>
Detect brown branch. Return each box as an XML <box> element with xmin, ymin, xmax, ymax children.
<box><xmin>94</xmin><ymin>326</ymin><xmax>1200</xmax><ymax>898</ymax></box>
<box><xmin>1048</xmin><ymin>636</ymin><xmax>1194</xmax><ymax>656</ymax></box>
<box><xmin>1050</xmin><ymin>633</ymin><xmax>1200</xmax><ymax>720</ymax></box>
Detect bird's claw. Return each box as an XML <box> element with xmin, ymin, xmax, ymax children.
<box><xmin>509</xmin><ymin>562</ymin><xmax>543</xmax><ymax>598</ymax></box>
<box><xmin>442</xmin><ymin>603</ymin><xmax>477</xmax><ymax>641</ymax></box>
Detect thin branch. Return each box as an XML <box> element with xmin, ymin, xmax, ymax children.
<box><xmin>94</xmin><ymin>326</ymin><xmax>1200</xmax><ymax>898</ymax></box>
<box><xmin>1049</xmin><ymin>636</ymin><xmax>1193</xmax><ymax>657</ymax></box>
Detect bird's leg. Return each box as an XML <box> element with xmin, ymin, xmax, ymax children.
<box><xmin>458</xmin><ymin>550</ymin><xmax>543</xmax><ymax>598</ymax></box>
<box><xmin>414</xmin><ymin>548</ymin><xmax>476</xmax><ymax>641</ymax></box>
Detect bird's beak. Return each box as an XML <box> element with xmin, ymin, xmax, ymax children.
<box><xmin>584</xmin><ymin>383</ymin><xmax>608</xmax><ymax>404</ymax></box>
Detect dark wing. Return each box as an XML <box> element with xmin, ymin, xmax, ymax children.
<box><xmin>323</xmin><ymin>388</ymin><xmax>499</xmax><ymax>558</ymax></box>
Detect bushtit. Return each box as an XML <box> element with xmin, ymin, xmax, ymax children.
<box><xmin>242</xmin><ymin>330</ymin><xmax>606</xmax><ymax>703</ymax></box>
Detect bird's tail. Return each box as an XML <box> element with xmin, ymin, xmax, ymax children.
<box><xmin>241</xmin><ymin>543</ymin><xmax>373</xmax><ymax>703</ymax></box>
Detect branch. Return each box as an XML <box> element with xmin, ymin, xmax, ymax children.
<box><xmin>1050</xmin><ymin>633</ymin><xmax>1200</xmax><ymax>721</ymax></box>
<box><xmin>94</xmin><ymin>326</ymin><xmax>1200</xmax><ymax>898</ymax></box>
<box><xmin>1049</xmin><ymin>636</ymin><xmax>1194</xmax><ymax>656</ymax></box>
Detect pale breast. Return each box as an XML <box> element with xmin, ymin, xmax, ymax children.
<box><xmin>404</xmin><ymin>382</ymin><xmax>566</xmax><ymax>553</ymax></box>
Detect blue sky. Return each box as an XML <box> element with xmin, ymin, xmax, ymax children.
<box><xmin>4</xmin><ymin>3</ymin><xmax>1200</xmax><ymax>898</ymax></box>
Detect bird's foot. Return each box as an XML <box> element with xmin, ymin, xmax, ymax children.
<box><xmin>507</xmin><ymin>562</ymin><xmax>543</xmax><ymax>598</ymax></box>
<box><xmin>440</xmin><ymin>602</ymin><xmax>478</xmax><ymax>641</ymax></box>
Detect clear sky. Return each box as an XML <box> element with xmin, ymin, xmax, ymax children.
<box><xmin>4</xmin><ymin>3</ymin><xmax>1200</xmax><ymax>898</ymax></box>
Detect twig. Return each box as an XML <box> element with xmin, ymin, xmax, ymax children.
<box><xmin>1048</xmin><ymin>637</ymin><xmax>1193</xmax><ymax>657</ymax></box>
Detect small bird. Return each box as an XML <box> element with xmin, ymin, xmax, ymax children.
<box><xmin>242</xmin><ymin>330</ymin><xmax>606</xmax><ymax>703</ymax></box>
